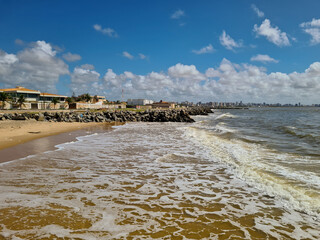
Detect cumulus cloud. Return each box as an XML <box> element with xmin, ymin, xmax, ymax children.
<box><xmin>93</xmin><ymin>24</ymin><xmax>118</xmax><ymax>38</ymax></box>
<box><xmin>70</xmin><ymin>64</ymin><xmax>100</xmax><ymax>94</ymax></box>
<box><xmin>80</xmin><ymin>64</ymin><xmax>95</xmax><ymax>70</ymax></box>
<box><xmin>62</xmin><ymin>52</ymin><xmax>82</xmax><ymax>62</ymax></box>
<box><xmin>253</xmin><ymin>19</ymin><xmax>290</xmax><ymax>46</ymax></box>
<box><xmin>2</xmin><ymin>41</ymin><xmax>319</xmax><ymax>104</ymax></box>
<box><xmin>61</xmin><ymin>59</ymin><xmax>320</xmax><ymax>104</ymax></box>
<box><xmin>0</xmin><ymin>40</ymin><xmax>69</xmax><ymax>92</ymax></box>
<box><xmin>168</xmin><ymin>63</ymin><xmax>205</xmax><ymax>81</ymax></box>
<box><xmin>300</xmin><ymin>18</ymin><xmax>320</xmax><ymax>44</ymax></box>
<box><xmin>192</xmin><ymin>44</ymin><xmax>215</xmax><ymax>54</ymax></box>
<box><xmin>303</xmin><ymin>28</ymin><xmax>320</xmax><ymax>44</ymax></box>
<box><xmin>300</xmin><ymin>18</ymin><xmax>320</xmax><ymax>28</ymax></box>
<box><xmin>171</xmin><ymin>9</ymin><xmax>185</xmax><ymax>19</ymax></box>
<box><xmin>251</xmin><ymin>4</ymin><xmax>264</xmax><ymax>18</ymax></box>
<box><xmin>250</xmin><ymin>54</ymin><xmax>279</xmax><ymax>63</ymax></box>
<box><xmin>123</xmin><ymin>51</ymin><xmax>134</xmax><ymax>59</ymax></box>
<box><xmin>219</xmin><ymin>31</ymin><xmax>243</xmax><ymax>50</ymax></box>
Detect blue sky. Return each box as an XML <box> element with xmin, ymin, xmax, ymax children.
<box><xmin>1</xmin><ymin>0</ymin><xmax>320</xmax><ymax>103</ymax></box>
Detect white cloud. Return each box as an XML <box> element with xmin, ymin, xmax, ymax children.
<box><xmin>139</xmin><ymin>53</ymin><xmax>147</xmax><ymax>59</ymax></box>
<box><xmin>168</xmin><ymin>63</ymin><xmax>205</xmax><ymax>81</ymax></box>
<box><xmin>80</xmin><ymin>64</ymin><xmax>95</xmax><ymax>70</ymax></box>
<box><xmin>253</xmin><ymin>19</ymin><xmax>290</xmax><ymax>46</ymax></box>
<box><xmin>0</xmin><ymin>40</ymin><xmax>69</xmax><ymax>92</ymax></box>
<box><xmin>192</xmin><ymin>44</ymin><xmax>215</xmax><ymax>54</ymax></box>
<box><xmin>300</xmin><ymin>18</ymin><xmax>320</xmax><ymax>44</ymax></box>
<box><xmin>123</xmin><ymin>51</ymin><xmax>134</xmax><ymax>60</ymax></box>
<box><xmin>250</xmin><ymin>54</ymin><xmax>279</xmax><ymax>63</ymax></box>
<box><xmin>70</xmin><ymin>65</ymin><xmax>100</xmax><ymax>94</ymax></box>
<box><xmin>219</xmin><ymin>31</ymin><xmax>243</xmax><ymax>50</ymax></box>
<box><xmin>2</xmin><ymin>41</ymin><xmax>318</xmax><ymax>104</ymax></box>
<box><xmin>303</xmin><ymin>28</ymin><xmax>320</xmax><ymax>44</ymax></box>
<box><xmin>62</xmin><ymin>60</ymin><xmax>320</xmax><ymax>104</ymax></box>
<box><xmin>93</xmin><ymin>24</ymin><xmax>118</xmax><ymax>38</ymax></box>
<box><xmin>62</xmin><ymin>52</ymin><xmax>82</xmax><ymax>62</ymax></box>
<box><xmin>251</xmin><ymin>4</ymin><xmax>264</xmax><ymax>18</ymax></box>
<box><xmin>171</xmin><ymin>9</ymin><xmax>185</xmax><ymax>19</ymax></box>
<box><xmin>300</xmin><ymin>18</ymin><xmax>320</xmax><ymax>28</ymax></box>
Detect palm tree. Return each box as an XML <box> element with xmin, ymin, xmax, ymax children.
<box><xmin>93</xmin><ymin>95</ymin><xmax>99</xmax><ymax>103</ymax></box>
<box><xmin>84</xmin><ymin>93</ymin><xmax>92</xmax><ymax>103</ymax></box>
<box><xmin>66</xmin><ymin>97</ymin><xmax>73</xmax><ymax>104</ymax></box>
<box><xmin>51</xmin><ymin>98</ymin><xmax>60</xmax><ymax>109</ymax></box>
<box><xmin>17</xmin><ymin>95</ymin><xmax>26</xmax><ymax>109</ymax></box>
<box><xmin>0</xmin><ymin>92</ymin><xmax>9</xmax><ymax>109</ymax></box>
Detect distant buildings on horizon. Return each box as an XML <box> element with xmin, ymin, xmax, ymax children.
<box><xmin>1</xmin><ymin>86</ymin><xmax>319</xmax><ymax>110</ymax></box>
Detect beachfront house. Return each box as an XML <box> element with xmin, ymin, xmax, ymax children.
<box><xmin>39</xmin><ymin>93</ymin><xmax>67</xmax><ymax>109</ymax></box>
<box><xmin>0</xmin><ymin>86</ymin><xmax>67</xmax><ymax>110</ymax></box>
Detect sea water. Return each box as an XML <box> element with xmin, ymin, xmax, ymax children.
<box><xmin>0</xmin><ymin>107</ymin><xmax>319</xmax><ymax>239</ymax></box>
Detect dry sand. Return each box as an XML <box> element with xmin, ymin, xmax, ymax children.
<box><xmin>0</xmin><ymin>120</ymin><xmax>117</xmax><ymax>163</ymax></box>
<box><xmin>0</xmin><ymin>120</ymin><xmax>108</xmax><ymax>150</ymax></box>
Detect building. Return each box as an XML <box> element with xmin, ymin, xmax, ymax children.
<box><xmin>0</xmin><ymin>86</ymin><xmax>67</xmax><ymax>110</ymax></box>
<box><xmin>68</xmin><ymin>102</ymin><xmax>126</xmax><ymax>110</ymax></box>
<box><xmin>0</xmin><ymin>86</ymin><xmax>40</xmax><ymax>101</ymax></box>
<box><xmin>39</xmin><ymin>92</ymin><xmax>67</xmax><ymax>109</ymax></box>
<box><xmin>127</xmin><ymin>99</ymin><xmax>154</xmax><ymax>106</ymax></box>
<box><xmin>95</xmin><ymin>96</ymin><xmax>106</xmax><ymax>103</ymax></box>
<box><xmin>0</xmin><ymin>86</ymin><xmax>126</xmax><ymax>110</ymax></box>
<box><xmin>151</xmin><ymin>100</ymin><xmax>175</xmax><ymax>109</ymax></box>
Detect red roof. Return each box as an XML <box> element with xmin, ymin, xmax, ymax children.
<box><xmin>0</xmin><ymin>86</ymin><xmax>40</xmax><ymax>93</ymax></box>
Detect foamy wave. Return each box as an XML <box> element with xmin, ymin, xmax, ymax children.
<box><xmin>214</xmin><ymin>113</ymin><xmax>237</xmax><ymax>120</ymax></box>
<box><xmin>0</xmin><ymin>122</ymin><xmax>319</xmax><ymax>239</ymax></box>
<box><xmin>185</xmin><ymin>126</ymin><xmax>320</xmax><ymax>219</ymax></box>
<box><xmin>156</xmin><ymin>153</ymin><xmax>208</xmax><ymax>164</ymax></box>
<box><xmin>55</xmin><ymin>132</ymin><xmax>100</xmax><ymax>151</ymax></box>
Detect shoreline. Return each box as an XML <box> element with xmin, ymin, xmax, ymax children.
<box><xmin>0</xmin><ymin>107</ymin><xmax>212</xmax><ymax>163</ymax></box>
<box><xmin>0</xmin><ymin>120</ymin><xmax>119</xmax><ymax>164</ymax></box>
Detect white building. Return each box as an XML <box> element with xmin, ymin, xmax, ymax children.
<box><xmin>127</xmin><ymin>99</ymin><xmax>154</xmax><ymax>105</ymax></box>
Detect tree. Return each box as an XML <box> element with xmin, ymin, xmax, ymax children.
<box><xmin>93</xmin><ymin>95</ymin><xmax>99</xmax><ymax>103</ymax></box>
<box><xmin>65</xmin><ymin>97</ymin><xmax>73</xmax><ymax>104</ymax></box>
<box><xmin>16</xmin><ymin>95</ymin><xmax>26</xmax><ymax>109</ymax></box>
<box><xmin>84</xmin><ymin>93</ymin><xmax>92</xmax><ymax>103</ymax></box>
<box><xmin>51</xmin><ymin>98</ymin><xmax>60</xmax><ymax>109</ymax></box>
<box><xmin>0</xmin><ymin>92</ymin><xmax>9</xmax><ymax>109</ymax></box>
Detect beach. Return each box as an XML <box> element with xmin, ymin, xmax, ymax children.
<box><xmin>0</xmin><ymin>120</ymin><xmax>117</xmax><ymax>163</ymax></box>
<box><xmin>0</xmin><ymin>108</ymin><xmax>319</xmax><ymax>239</ymax></box>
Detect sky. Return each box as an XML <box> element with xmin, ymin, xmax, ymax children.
<box><xmin>0</xmin><ymin>0</ymin><xmax>320</xmax><ymax>104</ymax></box>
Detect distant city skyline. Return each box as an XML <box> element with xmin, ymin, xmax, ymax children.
<box><xmin>0</xmin><ymin>0</ymin><xmax>320</xmax><ymax>104</ymax></box>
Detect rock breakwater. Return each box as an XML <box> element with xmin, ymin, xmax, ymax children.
<box><xmin>0</xmin><ymin>107</ymin><xmax>213</xmax><ymax>123</ymax></box>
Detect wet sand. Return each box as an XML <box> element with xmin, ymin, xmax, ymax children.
<box><xmin>0</xmin><ymin>120</ymin><xmax>118</xmax><ymax>163</ymax></box>
<box><xmin>1</xmin><ymin>122</ymin><xmax>319</xmax><ymax>239</ymax></box>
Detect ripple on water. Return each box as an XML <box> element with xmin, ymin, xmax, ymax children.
<box><xmin>0</xmin><ymin>122</ymin><xmax>319</xmax><ymax>239</ymax></box>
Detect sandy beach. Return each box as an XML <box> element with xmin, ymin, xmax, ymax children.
<box><xmin>0</xmin><ymin>120</ymin><xmax>116</xmax><ymax>163</ymax></box>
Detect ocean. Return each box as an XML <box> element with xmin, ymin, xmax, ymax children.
<box><xmin>0</xmin><ymin>107</ymin><xmax>319</xmax><ymax>239</ymax></box>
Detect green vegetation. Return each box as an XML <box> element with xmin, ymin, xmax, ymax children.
<box><xmin>51</xmin><ymin>98</ymin><xmax>60</xmax><ymax>108</ymax></box>
<box><xmin>65</xmin><ymin>97</ymin><xmax>73</xmax><ymax>104</ymax></box>
<box><xmin>75</xmin><ymin>93</ymin><xmax>92</xmax><ymax>103</ymax></box>
<box><xmin>0</xmin><ymin>92</ymin><xmax>10</xmax><ymax>109</ymax></box>
<box><xmin>16</xmin><ymin>95</ymin><xmax>26</xmax><ymax>109</ymax></box>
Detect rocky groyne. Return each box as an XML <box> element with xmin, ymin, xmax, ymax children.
<box><xmin>0</xmin><ymin>107</ymin><xmax>213</xmax><ymax>123</ymax></box>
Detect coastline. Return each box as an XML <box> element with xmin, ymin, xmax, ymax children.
<box><xmin>0</xmin><ymin>110</ymin><xmax>319</xmax><ymax>239</ymax></box>
<box><xmin>0</xmin><ymin>120</ymin><xmax>119</xmax><ymax>163</ymax></box>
